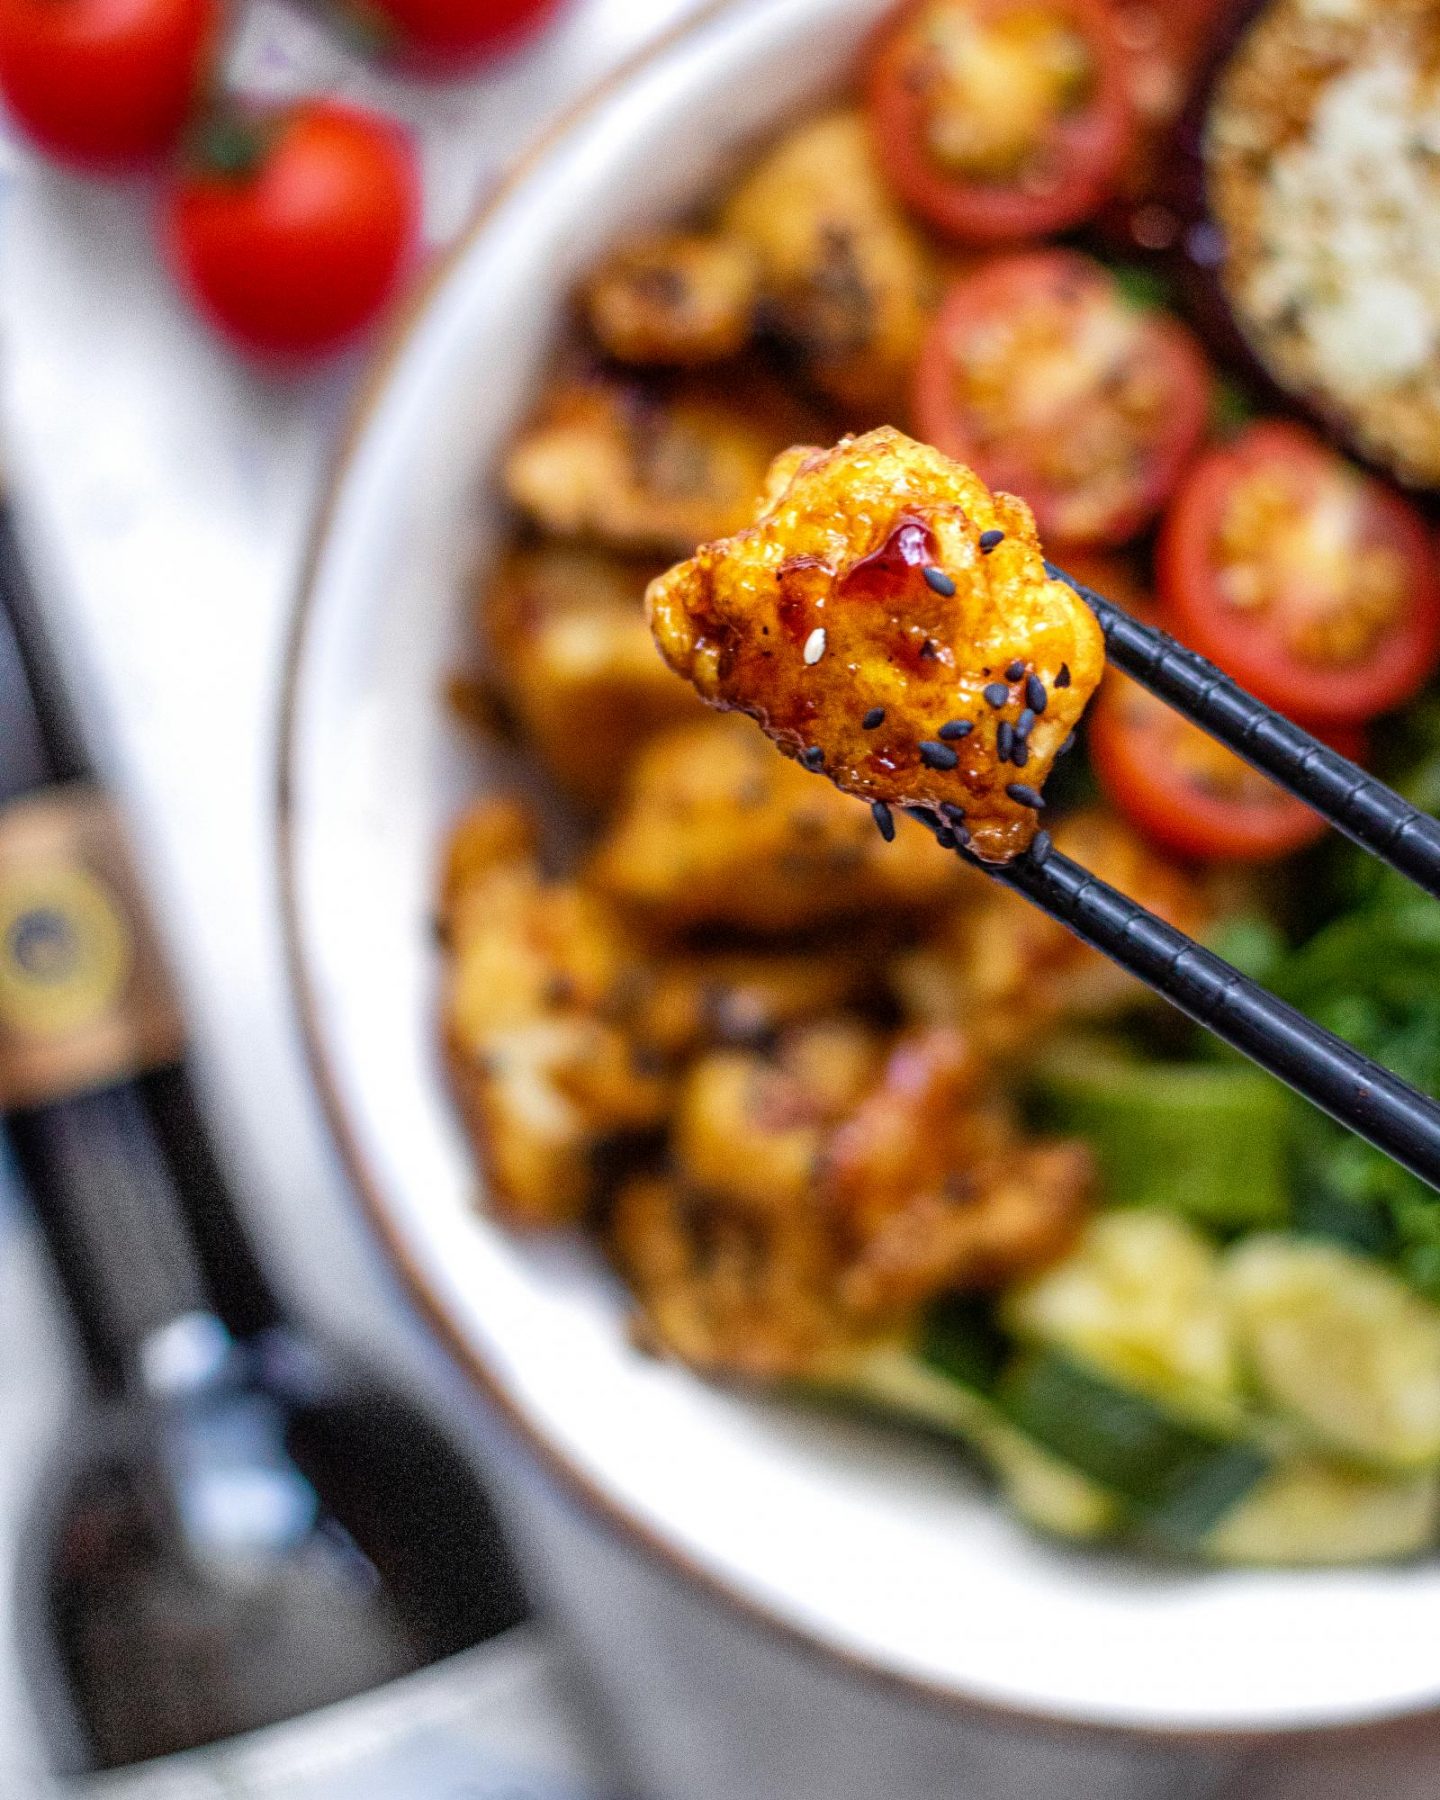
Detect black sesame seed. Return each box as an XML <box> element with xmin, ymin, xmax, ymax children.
<box><xmin>978</xmin><ymin>529</ymin><xmax>1005</xmax><ymax>553</ymax></box>
<box><xmin>940</xmin><ymin>802</ymin><xmax>968</xmax><ymax>826</ymax></box>
<box><xmin>1026</xmin><ymin>674</ymin><xmax>1048</xmax><ymax>714</ymax></box>
<box><xmin>919</xmin><ymin>739</ymin><xmax>959</xmax><ymax>771</ymax></box>
<box><xmin>1030</xmin><ymin>829</ymin><xmax>1053</xmax><ymax>865</ymax></box>
<box><xmin>1005</xmin><ymin>660</ymin><xmax>1025</xmax><ymax>681</ymax></box>
<box><xmin>861</xmin><ymin>706</ymin><xmax>886</xmax><ymax>730</ymax></box>
<box><xmin>802</xmin><ymin>745</ymin><xmax>825</xmax><ymax>769</ymax></box>
<box><xmin>983</xmin><ymin>682</ymin><xmax>1009</xmax><ymax>708</ymax></box>
<box><xmin>938</xmin><ymin>718</ymin><xmax>973</xmax><ymax>741</ymax></box>
<box><xmin>1011</xmin><ymin>740</ymin><xmax>1030</xmax><ymax>769</ymax></box>
<box><xmin>954</xmin><ymin>825</ymin><xmax>973</xmax><ymax>848</ymax></box>
<box><xmin>934</xmin><ymin>828</ymin><xmax>957</xmax><ymax>850</ymax></box>
<box><xmin>923</xmin><ymin>565</ymin><xmax>957</xmax><ymax>596</ymax></box>
<box><xmin>1060</xmin><ymin>731</ymin><xmax>1077</xmax><ymax>756</ymax></box>
<box><xmin>1055</xmin><ymin>663</ymin><xmax>1072</xmax><ymax>689</ymax></box>
<box><xmin>1006</xmin><ymin>783</ymin><xmax>1045</xmax><ymax>810</ymax></box>
<box><xmin>1015</xmin><ymin>707</ymin><xmax>1036</xmax><ymax>741</ymax></box>
<box><xmin>996</xmin><ymin>721</ymin><xmax>1015</xmax><ymax>762</ymax></box>
<box><xmin>871</xmin><ymin>799</ymin><xmax>895</xmax><ymax>842</ymax></box>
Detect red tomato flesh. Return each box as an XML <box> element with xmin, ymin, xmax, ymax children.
<box><xmin>1090</xmin><ymin>666</ymin><xmax>1362</xmax><ymax>864</ymax></box>
<box><xmin>867</xmin><ymin>0</ymin><xmax>1134</xmax><ymax>242</ymax></box>
<box><xmin>1159</xmin><ymin>421</ymin><xmax>1440</xmax><ymax>726</ymax></box>
<box><xmin>360</xmin><ymin>0</ymin><xmax>568</xmax><ymax>69</ymax></box>
<box><xmin>915</xmin><ymin>249</ymin><xmax>1211</xmax><ymax>548</ymax></box>
<box><xmin>163</xmin><ymin>103</ymin><xmax>421</xmax><ymax>360</ymax></box>
<box><xmin>0</xmin><ymin>0</ymin><xmax>217</xmax><ymax>168</ymax></box>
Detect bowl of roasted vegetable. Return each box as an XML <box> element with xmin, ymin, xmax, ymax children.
<box><xmin>283</xmin><ymin>0</ymin><xmax>1440</xmax><ymax>1734</ymax></box>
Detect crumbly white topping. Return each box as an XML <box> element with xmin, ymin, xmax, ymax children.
<box><xmin>1235</xmin><ymin>53</ymin><xmax>1440</xmax><ymax>399</ymax></box>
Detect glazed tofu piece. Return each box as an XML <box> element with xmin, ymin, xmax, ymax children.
<box><xmin>483</xmin><ymin>547</ymin><xmax>702</xmax><ymax>808</ymax></box>
<box><xmin>582</xmin><ymin>230</ymin><xmax>760</xmax><ymax>367</ymax></box>
<box><xmin>721</xmin><ymin>111</ymin><xmax>935</xmax><ymax>419</ymax></box>
<box><xmin>503</xmin><ymin>370</ymin><xmax>792</xmax><ymax>557</ymax></box>
<box><xmin>589</xmin><ymin>712</ymin><xmax>959</xmax><ymax>934</ymax></box>
<box><xmin>442</xmin><ymin>810</ymin><xmax>670</xmax><ymax>1228</ymax></box>
<box><xmin>647</xmin><ymin>427</ymin><xmax>1105</xmax><ymax>861</ymax></box>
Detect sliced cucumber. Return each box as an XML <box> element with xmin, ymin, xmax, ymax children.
<box><xmin>999</xmin><ymin>1347</ymin><xmax>1268</xmax><ymax>1543</ymax></box>
<box><xmin>814</xmin><ymin>1343</ymin><xmax>1121</xmax><ymax>1542</ymax></box>
<box><xmin>1223</xmin><ymin>1236</ymin><xmax>1440</xmax><ymax>1472</ymax></box>
<box><xmin>1033</xmin><ymin>1042</ymin><xmax>1291</xmax><ymax>1229</ymax></box>
<box><xmin>985</xmin><ymin>1424</ymin><xmax>1123</xmax><ymax>1541</ymax></box>
<box><xmin>1002</xmin><ymin>1210</ymin><xmax>1241</xmax><ymax>1424</ymax></box>
<box><xmin>1206</xmin><ymin>1459</ymin><xmax>1440</xmax><ymax>1565</ymax></box>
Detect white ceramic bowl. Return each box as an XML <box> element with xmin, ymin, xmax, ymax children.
<box><xmin>280</xmin><ymin>0</ymin><xmax>1440</xmax><ymax>1739</ymax></box>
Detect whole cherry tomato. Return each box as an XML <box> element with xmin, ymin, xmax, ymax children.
<box><xmin>162</xmin><ymin>103</ymin><xmax>421</xmax><ymax>360</ymax></box>
<box><xmin>351</xmin><ymin>0</ymin><xmax>568</xmax><ymax>70</ymax></box>
<box><xmin>0</xmin><ymin>0</ymin><xmax>218</xmax><ymax>169</ymax></box>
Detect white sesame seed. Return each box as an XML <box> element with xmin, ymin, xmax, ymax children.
<box><xmin>802</xmin><ymin>627</ymin><xmax>827</xmax><ymax>665</ymax></box>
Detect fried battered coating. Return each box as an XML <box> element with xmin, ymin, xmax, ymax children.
<box><xmin>589</xmin><ymin>712</ymin><xmax>958</xmax><ymax>934</ymax></box>
<box><xmin>582</xmin><ymin>231</ymin><xmax>759</xmax><ymax>367</ymax></box>
<box><xmin>612</xmin><ymin>1175</ymin><xmax>845</xmax><ymax>1379</ymax></box>
<box><xmin>647</xmin><ymin>428</ymin><xmax>1105</xmax><ymax>861</ymax></box>
<box><xmin>673</xmin><ymin>1023</ymin><xmax>883</xmax><ymax>1215</ymax></box>
<box><xmin>442</xmin><ymin>817</ymin><xmax>670</xmax><ymax>1228</ymax></box>
<box><xmin>483</xmin><ymin>547</ymin><xmax>702</xmax><ymax>807</ymax></box>
<box><xmin>893</xmin><ymin>809</ymin><xmax>1214</xmax><ymax>1056</ymax></box>
<box><xmin>722</xmin><ymin>111</ymin><xmax>935</xmax><ymax>418</ymax></box>
<box><xmin>613</xmin><ymin>1023</ymin><xmax>1091</xmax><ymax>1372</ymax></box>
<box><xmin>438</xmin><ymin>795</ymin><xmax>537</xmax><ymax>931</ymax></box>
<box><xmin>636</xmin><ymin>949</ymin><xmax>878</xmax><ymax>1056</ymax></box>
<box><xmin>819</xmin><ymin>1029</ymin><xmax>1093</xmax><ymax>1321</ymax></box>
<box><xmin>503</xmin><ymin>371</ymin><xmax>792</xmax><ymax>557</ymax></box>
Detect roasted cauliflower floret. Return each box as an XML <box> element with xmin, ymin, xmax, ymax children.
<box><xmin>637</xmin><ymin>949</ymin><xmax>878</xmax><ymax>1056</ymax></box>
<box><xmin>442</xmin><ymin>823</ymin><xmax>670</xmax><ymax>1228</ymax></box>
<box><xmin>893</xmin><ymin>809</ymin><xmax>1214</xmax><ymax>1055</ymax></box>
<box><xmin>647</xmin><ymin>428</ymin><xmax>1105</xmax><ymax>861</ymax></box>
<box><xmin>722</xmin><ymin>111</ymin><xmax>935</xmax><ymax>418</ymax></box>
<box><xmin>582</xmin><ymin>230</ymin><xmax>759</xmax><ymax>366</ymax></box>
<box><xmin>590</xmin><ymin>711</ymin><xmax>958</xmax><ymax>934</ymax></box>
<box><xmin>503</xmin><ymin>370</ymin><xmax>806</xmax><ymax>557</ymax></box>
<box><xmin>438</xmin><ymin>795</ymin><xmax>537</xmax><ymax>932</ymax></box>
<box><xmin>611</xmin><ymin>1175</ymin><xmax>845</xmax><ymax>1379</ymax></box>
<box><xmin>820</xmin><ymin>1028</ymin><xmax>1093</xmax><ymax>1321</ymax></box>
<box><xmin>483</xmin><ymin>547</ymin><xmax>702</xmax><ymax>807</ymax></box>
<box><xmin>673</xmin><ymin>1022</ymin><xmax>883</xmax><ymax>1215</ymax></box>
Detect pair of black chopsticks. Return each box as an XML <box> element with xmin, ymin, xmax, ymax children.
<box><xmin>956</xmin><ymin>565</ymin><xmax>1440</xmax><ymax>1194</ymax></box>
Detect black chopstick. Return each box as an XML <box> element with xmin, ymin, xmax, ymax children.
<box><xmin>1047</xmin><ymin>562</ymin><xmax>1440</xmax><ymax>901</ymax></box>
<box><xmin>978</xmin><ymin>837</ymin><xmax>1440</xmax><ymax>1192</ymax></box>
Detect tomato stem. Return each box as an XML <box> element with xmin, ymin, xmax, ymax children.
<box><xmin>188</xmin><ymin>108</ymin><xmax>271</xmax><ymax>179</ymax></box>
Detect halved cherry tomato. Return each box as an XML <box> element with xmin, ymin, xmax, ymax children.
<box><xmin>1090</xmin><ymin>665</ymin><xmax>1364</xmax><ymax>863</ymax></box>
<box><xmin>162</xmin><ymin>103</ymin><xmax>420</xmax><ymax>360</ymax></box>
<box><xmin>1159</xmin><ymin>421</ymin><xmax>1440</xmax><ymax>726</ymax></box>
<box><xmin>914</xmin><ymin>250</ymin><xmax>1211</xmax><ymax>547</ymax></box>
<box><xmin>866</xmin><ymin>0</ymin><xmax>1134</xmax><ymax>243</ymax></box>
<box><xmin>0</xmin><ymin>0</ymin><xmax>218</xmax><ymax>168</ymax></box>
<box><xmin>349</xmin><ymin>0</ymin><xmax>567</xmax><ymax>70</ymax></box>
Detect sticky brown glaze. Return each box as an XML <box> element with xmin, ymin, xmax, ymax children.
<box><xmin>647</xmin><ymin>426</ymin><xmax>1105</xmax><ymax>860</ymax></box>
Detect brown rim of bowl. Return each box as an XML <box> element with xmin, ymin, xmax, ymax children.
<box><xmin>276</xmin><ymin>0</ymin><xmax>1440</xmax><ymax>1755</ymax></box>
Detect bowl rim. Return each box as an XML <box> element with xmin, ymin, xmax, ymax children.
<box><xmin>275</xmin><ymin>0</ymin><xmax>1440</xmax><ymax>1750</ymax></box>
